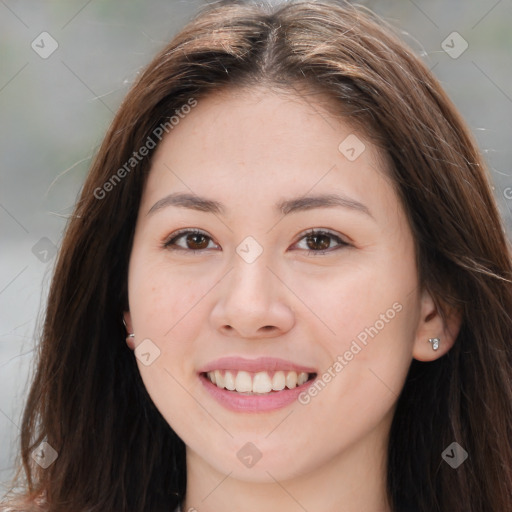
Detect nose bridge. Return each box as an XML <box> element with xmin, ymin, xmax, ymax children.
<box><xmin>211</xmin><ymin>243</ymin><xmax>295</xmax><ymax>336</ymax></box>
<box><xmin>227</xmin><ymin>245</ymin><xmax>275</xmax><ymax>307</ymax></box>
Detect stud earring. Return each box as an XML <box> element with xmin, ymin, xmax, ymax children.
<box><xmin>428</xmin><ymin>337</ymin><xmax>440</xmax><ymax>351</ymax></box>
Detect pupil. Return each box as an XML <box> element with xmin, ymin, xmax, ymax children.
<box><xmin>188</xmin><ymin>234</ymin><xmax>208</xmax><ymax>249</ymax></box>
<box><xmin>309</xmin><ymin>234</ymin><xmax>329</xmax><ymax>250</ymax></box>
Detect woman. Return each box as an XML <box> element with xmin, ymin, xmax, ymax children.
<box><xmin>2</xmin><ymin>0</ymin><xmax>511</xmax><ymax>511</ymax></box>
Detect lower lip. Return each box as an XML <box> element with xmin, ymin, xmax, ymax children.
<box><xmin>199</xmin><ymin>373</ymin><xmax>316</xmax><ymax>413</ymax></box>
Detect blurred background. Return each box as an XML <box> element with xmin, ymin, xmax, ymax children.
<box><xmin>1</xmin><ymin>0</ymin><xmax>511</xmax><ymax>491</ymax></box>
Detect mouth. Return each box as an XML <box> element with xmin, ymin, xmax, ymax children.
<box><xmin>197</xmin><ymin>357</ymin><xmax>318</xmax><ymax>412</ymax></box>
<box><xmin>200</xmin><ymin>369</ymin><xmax>317</xmax><ymax>395</ymax></box>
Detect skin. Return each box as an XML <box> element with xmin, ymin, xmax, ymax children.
<box><xmin>123</xmin><ymin>86</ymin><xmax>460</xmax><ymax>512</ymax></box>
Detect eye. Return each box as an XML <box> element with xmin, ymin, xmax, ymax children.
<box><xmin>292</xmin><ymin>229</ymin><xmax>350</xmax><ymax>255</ymax></box>
<box><xmin>162</xmin><ymin>228</ymin><xmax>350</xmax><ymax>255</ymax></box>
<box><xmin>163</xmin><ymin>229</ymin><xmax>218</xmax><ymax>253</ymax></box>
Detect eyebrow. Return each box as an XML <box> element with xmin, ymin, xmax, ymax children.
<box><xmin>147</xmin><ymin>192</ymin><xmax>374</xmax><ymax>219</ymax></box>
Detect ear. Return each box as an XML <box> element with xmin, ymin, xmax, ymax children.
<box><xmin>123</xmin><ymin>311</ymin><xmax>135</xmax><ymax>350</ymax></box>
<box><xmin>412</xmin><ymin>288</ymin><xmax>462</xmax><ymax>362</ymax></box>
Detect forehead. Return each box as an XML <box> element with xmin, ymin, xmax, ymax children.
<box><xmin>141</xmin><ymin>86</ymin><xmax>398</xmax><ymax>225</ymax></box>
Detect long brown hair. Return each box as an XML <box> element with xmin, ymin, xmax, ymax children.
<box><xmin>2</xmin><ymin>1</ymin><xmax>511</xmax><ymax>510</ymax></box>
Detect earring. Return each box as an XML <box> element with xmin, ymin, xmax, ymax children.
<box><xmin>122</xmin><ymin>318</ymin><xmax>135</xmax><ymax>348</ymax></box>
<box><xmin>122</xmin><ymin>318</ymin><xmax>134</xmax><ymax>336</ymax></box>
<box><xmin>428</xmin><ymin>337</ymin><xmax>440</xmax><ymax>351</ymax></box>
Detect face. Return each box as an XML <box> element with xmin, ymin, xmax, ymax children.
<box><xmin>124</xmin><ymin>86</ymin><xmax>429</xmax><ymax>484</ymax></box>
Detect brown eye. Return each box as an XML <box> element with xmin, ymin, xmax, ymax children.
<box><xmin>305</xmin><ymin>233</ymin><xmax>331</xmax><ymax>251</ymax></box>
<box><xmin>163</xmin><ymin>228</ymin><xmax>349</xmax><ymax>255</ymax></box>
<box><xmin>163</xmin><ymin>229</ymin><xmax>217</xmax><ymax>252</ymax></box>
<box><xmin>183</xmin><ymin>233</ymin><xmax>210</xmax><ymax>250</ymax></box>
<box><xmin>294</xmin><ymin>229</ymin><xmax>349</xmax><ymax>255</ymax></box>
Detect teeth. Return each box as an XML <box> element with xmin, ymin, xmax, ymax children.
<box><xmin>272</xmin><ymin>371</ymin><xmax>286</xmax><ymax>391</ymax></box>
<box><xmin>206</xmin><ymin>370</ymin><xmax>311</xmax><ymax>393</ymax></box>
<box><xmin>253</xmin><ymin>372</ymin><xmax>272</xmax><ymax>393</ymax></box>
<box><xmin>224</xmin><ymin>371</ymin><xmax>236</xmax><ymax>391</ymax></box>
<box><xmin>286</xmin><ymin>371</ymin><xmax>297</xmax><ymax>389</ymax></box>
<box><xmin>297</xmin><ymin>372</ymin><xmax>308</xmax><ymax>385</ymax></box>
<box><xmin>214</xmin><ymin>370</ymin><xmax>224</xmax><ymax>388</ymax></box>
<box><xmin>235</xmin><ymin>371</ymin><xmax>252</xmax><ymax>392</ymax></box>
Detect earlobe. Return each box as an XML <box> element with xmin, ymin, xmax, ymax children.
<box><xmin>412</xmin><ymin>288</ymin><xmax>462</xmax><ymax>362</ymax></box>
<box><xmin>122</xmin><ymin>311</ymin><xmax>135</xmax><ymax>350</ymax></box>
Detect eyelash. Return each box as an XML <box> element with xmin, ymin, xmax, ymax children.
<box><xmin>162</xmin><ymin>228</ymin><xmax>350</xmax><ymax>256</ymax></box>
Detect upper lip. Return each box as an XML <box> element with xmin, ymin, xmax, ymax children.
<box><xmin>198</xmin><ymin>356</ymin><xmax>317</xmax><ymax>374</ymax></box>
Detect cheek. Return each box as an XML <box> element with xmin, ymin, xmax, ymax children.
<box><xmin>129</xmin><ymin>256</ymin><xmax>214</xmax><ymax>338</ymax></box>
<box><xmin>301</xmin><ymin>245</ymin><xmax>418</xmax><ymax>393</ymax></box>
<box><xmin>304</xmin><ymin>257</ymin><xmax>414</xmax><ymax>344</ymax></box>
<box><xmin>128</xmin><ymin>260</ymin><xmax>213</xmax><ymax>425</ymax></box>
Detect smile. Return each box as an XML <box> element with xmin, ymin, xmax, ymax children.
<box><xmin>203</xmin><ymin>369</ymin><xmax>314</xmax><ymax>394</ymax></box>
<box><xmin>198</xmin><ymin>357</ymin><xmax>318</xmax><ymax>412</ymax></box>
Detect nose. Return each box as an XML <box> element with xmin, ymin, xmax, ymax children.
<box><xmin>210</xmin><ymin>255</ymin><xmax>295</xmax><ymax>339</ymax></box>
